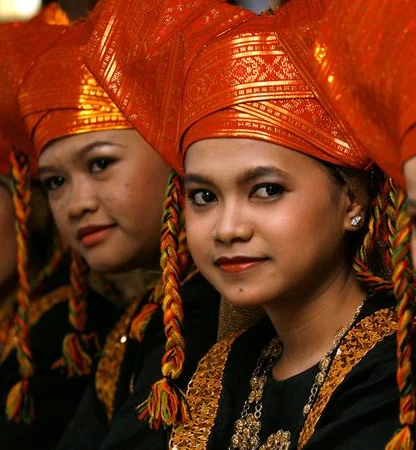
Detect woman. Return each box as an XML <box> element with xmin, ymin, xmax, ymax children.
<box><xmin>6</xmin><ymin>5</ymin><xmax>221</xmax><ymax>449</ymax></box>
<box><xmin>85</xmin><ymin>1</ymin><xmax>414</xmax><ymax>448</ymax></box>
<box><xmin>0</xmin><ymin>7</ymin><xmax>124</xmax><ymax>449</ymax></box>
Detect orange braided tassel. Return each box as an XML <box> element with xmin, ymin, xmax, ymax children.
<box><xmin>137</xmin><ymin>377</ymin><xmax>189</xmax><ymax>429</ymax></box>
<box><xmin>137</xmin><ymin>172</ymin><xmax>187</xmax><ymax>429</ymax></box>
<box><xmin>53</xmin><ymin>252</ymin><xmax>98</xmax><ymax>377</ymax></box>
<box><xmin>7</xmin><ymin>150</ymin><xmax>34</xmax><ymax>423</ymax></box>
<box><xmin>130</xmin><ymin>303</ymin><xmax>160</xmax><ymax>342</ymax></box>
<box><xmin>386</xmin><ymin>190</ymin><xmax>416</xmax><ymax>450</ymax></box>
<box><xmin>6</xmin><ymin>379</ymin><xmax>35</xmax><ymax>425</ymax></box>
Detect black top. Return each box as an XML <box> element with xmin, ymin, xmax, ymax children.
<box><xmin>0</xmin><ymin>287</ymin><xmax>120</xmax><ymax>450</ymax></box>
<box><xmin>206</xmin><ymin>292</ymin><xmax>406</xmax><ymax>450</ymax></box>
<box><xmin>57</xmin><ymin>272</ymin><xmax>220</xmax><ymax>450</ymax></box>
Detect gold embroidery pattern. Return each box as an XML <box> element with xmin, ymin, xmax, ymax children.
<box><xmin>169</xmin><ymin>331</ymin><xmax>243</xmax><ymax>450</ymax></box>
<box><xmin>169</xmin><ymin>307</ymin><xmax>396</xmax><ymax>450</ymax></box>
<box><xmin>298</xmin><ymin>307</ymin><xmax>397</xmax><ymax>448</ymax></box>
<box><xmin>95</xmin><ymin>298</ymin><xmax>142</xmax><ymax>423</ymax></box>
<box><xmin>1</xmin><ymin>285</ymin><xmax>72</xmax><ymax>364</ymax></box>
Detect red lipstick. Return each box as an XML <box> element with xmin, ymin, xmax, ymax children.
<box><xmin>77</xmin><ymin>224</ymin><xmax>115</xmax><ymax>247</ymax></box>
<box><xmin>215</xmin><ymin>256</ymin><xmax>268</xmax><ymax>274</ymax></box>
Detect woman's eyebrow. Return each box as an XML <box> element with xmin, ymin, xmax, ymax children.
<box><xmin>38</xmin><ymin>141</ymin><xmax>122</xmax><ymax>175</ymax></box>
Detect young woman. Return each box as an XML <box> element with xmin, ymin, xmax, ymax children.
<box><xmin>85</xmin><ymin>1</ymin><xmax>415</xmax><ymax>448</ymax></box>
<box><xmin>6</xmin><ymin>6</ymin><xmax>220</xmax><ymax>450</ymax></box>
<box><xmin>0</xmin><ymin>8</ymin><xmax>124</xmax><ymax>450</ymax></box>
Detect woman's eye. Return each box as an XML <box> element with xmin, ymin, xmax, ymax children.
<box><xmin>252</xmin><ymin>184</ymin><xmax>284</xmax><ymax>199</ymax></box>
<box><xmin>189</xmin><ymin>190</ymin><xmax>217</xmax><ymax>206</ymax></box>
<box><xmin>90</xmin><ymin>158</ymin><xmax>113</xmax><ymax>173</ymax></box>
<box><xmin>43</xmin><ymin>176</ymin><xmax>65</xmax><ymax>191</ymax></box>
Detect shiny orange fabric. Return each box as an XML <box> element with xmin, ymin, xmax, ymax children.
<box><xmin>181</xmin><ymin>14</ymin><xmax>370</xmax><ymax>171</ymax></box>
<box><xmin>0</xmin><ymin>3</ymin><xmax>70</xmax><ymax>175</ymax></box>
<box><xmin>18</xmin><ymin>20</ymin><xmax>131</xmax><ymax>158</ymax></box>
<box><xmin>85</xmin><ymin>0</ymin><xmax>254</xmax><ymax>174</ymax></box>
<box><xmin>280</xmin><ymin>0</ymin><xmax>416</xmax><ymax>187</ymax></box>
<box><xmin>85</xmin><ymin>0</ymin><xmax>369</xmax><ymax>174</ymax></box>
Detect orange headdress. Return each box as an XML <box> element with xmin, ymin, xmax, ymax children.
<box><xmin>86</xmin><ymin>0</ymin><xmax>255</xmax><ymax>174</ymax></box>
<box><xmin>18</xmin><ymin>21</ymin><xmax>131</xmax><ymax>158</ymax></box>
<box><xmin>179</xmin><ymin>11</ymin><xmax>372</xmax><ymax>172</ymax></box>
<box><xmin>288</xmin><ymin>0</ymin><xmax>416</xmax><ymax>189</ymax></box>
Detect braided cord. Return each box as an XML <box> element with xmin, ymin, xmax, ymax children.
<box><xmin>137</xmin><ymin>172</ymin><xmax>189</xmax><ymax>429</ymax></box>
<box><xmin>6</xmin><ymin>150</ymin><xmax>34</xmax><ymax>424</ymax></box>
<box><xmin>53</xmin><ymin>251</ymin><xmax>98</xmax><ymax>377</ymax></box>
<box><xmin>386</xmin><ymin>189</ymin><xmax>416</xmax><ymax>449</ymax></box>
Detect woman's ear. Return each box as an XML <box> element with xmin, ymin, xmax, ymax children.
<box><xmin>344</xmin><ymin>188</ymin><xmax>366</xmax><ymax>232</ymax></box>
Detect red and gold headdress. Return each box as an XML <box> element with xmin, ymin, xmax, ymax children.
<box><xmin>180</xmin><ymin>13</ymin><xmax>370</xmax><ymax>171</ymax></box>
<box><xmin>18</xmin><ymin>21</ymin><xmax>131</xmax><ymax>158</ymax></box>
<box><xmin>284</xmin><ymin>0</ymin><xmax>416</xmax><ymax>189</ymax></box>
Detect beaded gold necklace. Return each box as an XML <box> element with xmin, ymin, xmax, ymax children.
<box><xmin>229</xmin><ymin>300</ymin><xmax>364</xmax><ymax>450</ymax></box>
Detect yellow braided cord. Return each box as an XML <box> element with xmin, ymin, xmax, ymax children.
<box><xmin>53</xmin><ymin>252</ymin><xmax>96</xmax><ymax>377</ymax></box>
<box><xmin>354</xmin><ymin>175</ymin><xmax>393</xmax><ymax>291</ymax></box>
<box><xmin>6</xmin><ymin>149</ymin><xmax>34</xmax><ymax>424</ymax></box>
<box><xmin>386</xmin><ymin>189</ymin><xmax>416</xmax><ymax>449</ymax></box>
<box><xmin>137</xmin><ymin>172</ymin><xmax>189</xmax><ymax>429</ymax></box>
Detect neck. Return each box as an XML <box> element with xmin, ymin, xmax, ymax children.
<box><xmin>266</xmin><ymin>269</ymin><xmax>367</xmax><ymax>380</ymax></box>
<box><xmin>89</xmin><ymin>267</ymin><xmax>159</xmax><ymax>305</ymax></box>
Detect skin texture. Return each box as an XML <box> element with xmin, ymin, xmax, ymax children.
<box><xmin>39</xmin><ymin>129</ymin><xmax>170</xmax><ymax>274</ymax></box>
<box><xmin>184</xmin><ymin>138</ymin><xmax>367</xmax><ymax>377</ymax></box>
<box><xmin>0</xmin><ymin>184</ymin><xmax>17</xmax><ymax>295</ymax></box>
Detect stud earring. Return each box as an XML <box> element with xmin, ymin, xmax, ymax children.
<box><xmin>350</xmin><ymin>215</ymin><xmax>362</xmax><ymax>227</ymax></box>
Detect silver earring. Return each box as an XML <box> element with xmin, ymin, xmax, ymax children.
<box><xmin>350</xmin><ymin>215</ymin><xmax>362</xmax><ymax>227</ymax></box>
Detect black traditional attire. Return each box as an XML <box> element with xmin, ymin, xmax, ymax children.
<box><xmin>57</xmin><ymin>272</ymin><xmax>220</xmax><ymax>450</ymax></box>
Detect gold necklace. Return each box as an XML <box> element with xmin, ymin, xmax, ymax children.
<box><xmin>229</xmin><ymin>301</ymin><xmax>364</xmax><ymax>450</ymax></box>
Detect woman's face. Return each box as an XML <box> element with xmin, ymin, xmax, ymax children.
<box><xmin>39</xmin><ymin>129</ymin><xmax>169</xmax><ymax>273</ymax></box>
<box><xmin>0</xmin><ymin>183</ymin><xmax>17</xmax><ymax>290</ymax></box>
<box><xmin>184</xmin><ymin>138</ymin><xmax>362</xmax><ymax>307</ymax></box>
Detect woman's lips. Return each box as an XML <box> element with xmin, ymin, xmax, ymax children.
<box><xmin>77</xmin><ymin>224</ymin><xmax>116</xmax><ymax>248</ymax></box>
<box><xmin>215</xmin><ymin>256</ymin><xmax>268</xmax><ymax>274</ymax></box>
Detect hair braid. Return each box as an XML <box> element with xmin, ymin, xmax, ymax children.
<box><xmin>5</xmin><ymin>149</ymin><xmax>34</xmax><ymax>424</ymax></box>
<box><xmin>354</xmin><ymin>176</ymin><xmax>393</xmax><ymax>292</ymax></box>
<box><xmin>53</xmin><ymin>251</ymin><xmax>99</xmax><ymax>377</ymax></box>
<box><xmin>137</xmin><ymin>172</ymin><xmax>189</xmax><ymax>429</ymax></box>
<box><xmin>32</xmin><ymin>239</ymin><xmax>67</xmax><ymax>294</ymax></box>
<box><xmin>386</xmin><ymin>188</ymin><xmax>416</xmax><ymax>449</ymax></box>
